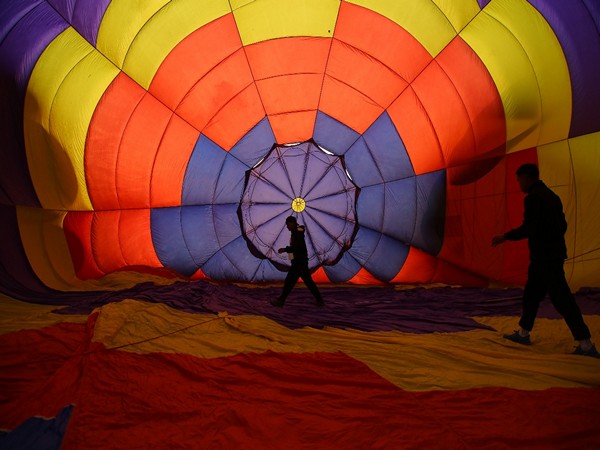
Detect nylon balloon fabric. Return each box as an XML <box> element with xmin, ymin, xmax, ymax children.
<box><xmin>2</xmin><ymin>2</ymin><xmax>600</xmax><ymax>449</ymax></box>
<box><xmin>2</xmin><ymin>0</ymin><xmax>599</xmax><ymax>292</ymax></box>
<box><xmin>1</xmin><ymin>289</ymin><xmax>600</xmax><ymax>449</ymax></box>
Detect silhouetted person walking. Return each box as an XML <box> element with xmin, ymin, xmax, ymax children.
<box><xmin>492</xmin><ymin>163</ymin><xmax>597</xmax><ymax>357</ymax></box>
<box><xmin>271</xmin><ymin>216</ymin><xmax>324</xmax><ymax>307</ymax></box>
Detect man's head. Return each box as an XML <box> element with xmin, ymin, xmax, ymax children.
<box><xmin>285</xmin><ymin>215</ymin><xmax>297</xmax><ymax>231</ymax></box>
<box><xmin>515</xmin><ymin>163</ymin><xmax>539</xmax><ymax>193</ymax></box>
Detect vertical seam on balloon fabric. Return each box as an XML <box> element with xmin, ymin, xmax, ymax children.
<box><xmin>44</xmin><ymin>49</ymin><xmax>93</xmax><ymax>211</ymax></box>
<box><xmin>148</xmin><ymin>112</ymin><xmax>177</xmax><ymax>208</ymax></box>
<box><xmin>314</xmin><ymin>0</ymin><xmax>343</xmax><ymax>134</ymax></box>
<box><xmin>434</xmin><ymin>61</ymin><xmax>479</xmax><ymax>162</ymax></box>
<box><xmin>112</xmin><ymin>88</ymin><xmax>147</xmax><ymax>211</ymax></box>
<box><xmin>178</xmin><ymin>204</ymin><xmax>202</xmax><ymax>271</ymax></box>
<box><xmin>226</xmin><ymin>0</ymin><xmax>270</xmax><ymax>138</ymax></box>
<box><xmin>481</xmin><ymin>11</ymin><xmax>544</xmax><ymax>148</ymax></box>
<box><xmin>0</xmin><ymin>1</ymin><xmax>45</xmax><ymax>47</ymax></box>
<box><xmin>580</xmin><ymin>0</ymin><xmax>600</xmax><ymax>37</ymax></box>
<box><xmin>119</xmin><ymin>0</ymin><xmax>174</xmax><ymax>76</ymax></box>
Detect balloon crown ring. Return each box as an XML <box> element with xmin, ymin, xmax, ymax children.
<box><xmin>239</xmin><ymin>140</ymin><xmax>359</xmax><ymax>270</ymax></box>
<box><xmin>291</xmin><ymin>197</ymin><xmax>306</xmax><ymax>213</ymax></box>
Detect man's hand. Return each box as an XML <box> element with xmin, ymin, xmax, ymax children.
<box><xmin>277</xmin><ymin>248</ymin><xmax>286</xmax><ymax>254</ymax></box>
<box><xmin>491</xmin><ymin>235</ymin><xmax>506</xmax><ymax>247</ymax></box>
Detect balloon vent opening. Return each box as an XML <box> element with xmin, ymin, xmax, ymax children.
<box><xmin>239</xmin><ymin>141</ymin><xmax>360</xmax><ymax>270</ymax></box>
<box><xmin>291</xmin><ymin>197</ymin><xmax>306</xmax><ymax>212</ymax></box>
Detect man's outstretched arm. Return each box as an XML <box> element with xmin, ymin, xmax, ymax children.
<box><xmin>492</xmin><ymin>195</ymin><xmax>541</xmax><ymax>246</ymax></box>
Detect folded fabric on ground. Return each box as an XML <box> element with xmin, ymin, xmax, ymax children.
<box><xmin>1</xmin><ymin>285</ymin><xmax>599</xmax><ymax>449</ymax></box>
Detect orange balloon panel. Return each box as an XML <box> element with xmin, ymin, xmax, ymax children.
<box><xmin>387</xmin><ymin>86</ymin><xmax>446</xmax><ymax>175</ymax></box>
<box><xmin>115</xmin><ymin>94</ymin><xmax>172</xmax><ymax>209</ymax></box>
<box><xmin>268</xmin><ymin>110</ymin><xmax>318</xmax><ymax>144</ymax></box>
<box><xmin>255</xmin><ymin>74</ymin><xmax>322</xmax><ymax>116</ymax></box>
<box><xmin>202</xmin><ymin>83</ymin><xmax>266</xmax><ymax>150</ymax></box>
<box><xmin>86</xmin><ymin>73</ymin><xmax>145</xmax><ymax>210</ymax></box>
<box><xmin>245</xmin><ymin>37</ymin><xmax>330</xmax><ymax>80</ymax></box>
<box><xmin>436</xmin><ymin>38</ymin><xmax>506</xmax><ymax>163</ymax></box>
<box><xmin>319</xmin><ymin>75</ymin><xmax>384</xmax><ymax>134</ymax></box>
<box><xmin>326</xmin><ymin>39</ymin><xmax>408</xmax><ymax>109</ymax></box>
<box><xmin>62</xmin><ymin>212</ymin><xmax>103</xmax><ymax>279</ymax></box>
<box><xmin>175</xmin><ymin>48</ymin><xmax>255</xmax><ymax>133</ymax></box>
<box><xmin>65</xmin><ymin>210</ymin><xmax>161</xmax><ymax>278</ymax></box>
<box><xmin>334</xmin><ymin>2</ymin><xmax>431</xmax><ymax>83</ymax></box>
<box><xmin>149</xmin><ymin>14</ymin><xmax>242</xmax><ymax>111</ymax></box>
<box><xmin>149</xmin><ymin>116</ymin><xmax>200</xmax><ymax>208</ymax></box>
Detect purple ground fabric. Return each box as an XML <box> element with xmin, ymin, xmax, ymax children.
<box><xmin>48</xmin><ymin>282</ymin><xmax>600</xmax><ymax>334</ymax></box>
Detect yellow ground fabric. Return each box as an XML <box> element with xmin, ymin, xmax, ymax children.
<box><xmin>90</xmin><ymin>299</ymin><xmax>600</xmax><ymax>392</ymax></box>
<box><xmin>0</xmin><ymin>294</ymin><xmax>88</xmax><ymax>336</ymax></box>
<box><xmin>2</xmin><ymin>296</ymin><xmax>598</xmax><ymax>390</ymax></box>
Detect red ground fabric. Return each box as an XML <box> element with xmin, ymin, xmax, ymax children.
<box><xmin>1</xmin><ymin>319</ymin><xmax>599</xmax><ymax>449</ymax></box>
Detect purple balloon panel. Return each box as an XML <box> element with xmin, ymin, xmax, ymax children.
<box><xmin>240</xmin><ymin>142</ymin><xmax>359</xmax><ymax>270</ymax></box>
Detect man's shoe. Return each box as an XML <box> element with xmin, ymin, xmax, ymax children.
<box><xmin>316</xmin><ymin>298</ymin><xmax>325</xmax><ymax>307</ymax></box>
<box><xmin>270</xmin><ymin>299</ymin><xmax>285</xmax><ymax>307</ymax></box>
<box><xmin>503</xmin><ymin>331</ymin><xmax>531</xmax><ymax>346</ymax></box>
<box><xmin>572</xmin><ymin>344</ymin><xmax>600</xmax><ymax>358</ymax></box>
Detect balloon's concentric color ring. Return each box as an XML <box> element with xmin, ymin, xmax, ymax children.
<box><xmin>1</xmin><ymin>0</ymin><xmax>598</xmax><ymax>289</ymax></box>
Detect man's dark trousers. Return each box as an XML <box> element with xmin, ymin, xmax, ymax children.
<box><xmin>520</xmin><ymin>258</ymin><xmax>591</xmax><ymax>341</ymax></box>
<box><xmin>278</xmin><ymin>259</ymin><xmax>322</xmax><ymax>303</ymax></box>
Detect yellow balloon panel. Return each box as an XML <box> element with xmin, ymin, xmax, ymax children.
<box><xmin>96</xmin><ymin>0</ymin><xmax>170</xmax><ymax>69</ymax></box>
<box><xmin>461</xmin><ymin>14</ymin><xmax>539</xmax><ymax>153</ymax></box>
<box><xmin>347</xmin><ymin>0</ymin><xmax>458</xmax><ymax>56</ymax></box>
<box><xmin>233</xmin><ymin>0</ymin><xmax>340</xmax><ymax>45</ymax></box>
<box><xmin>430</xmin><ymin>0</ymin><xmax>480</xmax><ymax>34</ymax></box>
<box><xmin>567</xmin><ymin>132</ymin><xmax>600</xmax><ymax>289</ymax></box>
<box><xmin>119</xmin><ymin>0</ymin><xmax>231</xmax><ymax>89</ymax></box>
<box><xmin>482</xmin><ymin>0</ymin><xmax>571</xmax><ymax>148</ymax></box>
<box><xmin>0</xmin><ymin>293</ymin><xmax>88</xmax><ymax>336</ymax></box>
<box><xmin>24</xmin><ymin>28</ymin><xmax>118</xmax><ymax>211</ymax></box>
<box><xmin>16</xmin><ymin>206</ymin><xmax>78</xmax><ymax>291</ymax></box>
<box><xmin>461</xmin><ymin>0</ymin><xmax>571</xmax><ymax>154</ymax></box>
<box><xmin>229</xmin><ymin>0</ymin><xmax>254</xmax><ymax>9</ymax></box>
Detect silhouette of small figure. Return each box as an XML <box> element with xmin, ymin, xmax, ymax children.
<box><xmin>492</xmin><ymin>163</ymin><xmax>597</xmax><ymax>357</ymax></box>
<box><xmin>271</xmin><ymin>216</ymin><xmax>324</xmax><ymax>307</ymax></box>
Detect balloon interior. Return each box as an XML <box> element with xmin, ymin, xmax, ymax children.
<box><xmin>1</xmin><ymin>1</ymin><xmax>599</xmax><ymax>448</ymax></box>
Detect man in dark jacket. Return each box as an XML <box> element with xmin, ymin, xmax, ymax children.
<box><xmin>271</xmin><ymin>216</ymin><xmax>324</xmax><ymax>307</ymax></box>
<box><xmin>492</xmin><ymin>163</ymin><xmax>597</xmax><ymax>357</ymax></box>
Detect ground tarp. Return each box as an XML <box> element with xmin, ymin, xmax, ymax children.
<box><xmin>1</xmin><ymin>285</ymin><xmax>600</xmax><ymax>449</ymax></box>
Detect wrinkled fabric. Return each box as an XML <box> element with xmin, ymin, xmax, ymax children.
<box><xmin>50</xmin><ymin>282</ymin><xmax>600</xmax><ymax>333</ymax></box>
<box><xmin>1</xmin><ymin>308</ymin><xmax>599</xmax><ymax>449</ymax></box>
